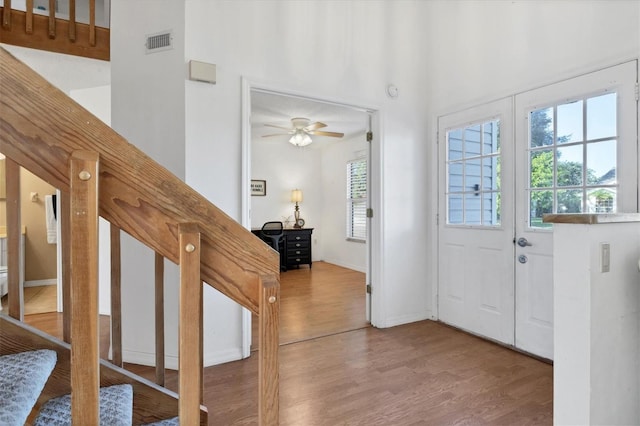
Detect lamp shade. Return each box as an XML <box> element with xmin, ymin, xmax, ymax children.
<box><xmin>291</xmin><ymin>189</ymin><xmax>303</xmax><ymax>203</ymax></box>
<box><xmin>289</xmin><ymin>131</ymin><xmax>313</xmax><ymax>147</ymax></box>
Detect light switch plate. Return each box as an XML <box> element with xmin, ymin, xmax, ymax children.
<box><xmin>601</xmin><ymin>243</ymin><xmax>610</xmax><ymax>273</ymax></box>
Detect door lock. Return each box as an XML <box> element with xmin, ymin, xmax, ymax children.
<box><xmin>517</xmin><ymin>237</ymin><xmax>532</xmax><ymax>247</ymax></box>
<box><xmin>518</xmin><ymin>254</ymin><xmax>528</xmax><ymax>264</ymax></box>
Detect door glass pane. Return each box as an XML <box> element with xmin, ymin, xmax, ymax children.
<box><xmin>587</xmin><ymin>93</ymin><xmax>617</xmax><ymax>140</ymax></box>
<box><xmin>557</xmin><ymin>100</ymin><xmax>583</xmax><ymax>143</ymax></box>
<box><xmin>483</xmin><ymin>120</ymin><xmax>500</xmax><ymax>154</ymax></box>
<box><xmin>557</xmin><ymin>189</ymin><xmax>583</xmax><ymax>213</ymax></box>
<box><xmin>528</xmin><ymin>91</ymin><xmax>619</xmax><ymax>228</ymax></box>
<box><xmin>464</xmin><ymin>193</ymin><xmax>482</xmax><ymax>225</ymax></box>
<box><xmin>482</xmin><ymin>156</ymin><xmax>499</xmax><ymax>191</ymax></box>
<box><xmin>448</xmin><ymin>194</ymin><xmax>463</xmax><ymax>224</ymax></box>
<box><xmin>448</xmin><ymin>162</ymin><xmax>464</xmax><ymax>192</ymax></box>
<box><xmin>464</xmin><ymin>125</ymin><xmax>482</xmax><ymax>156</ymax></box>
<box><xmin>530</xmin><ymin>150</ymin><xmax>553</xmax><ymax>188</ymax></box>
<box><xmin>587</xmin><ymin>140</ymin><xmax>616</xmax><ymax>185</ymax></box>
<box><xmin>530</xmin><ymin>189</ymin><xmax>553</xmax><ymax>228</ymax></box>
<box><xmin>556</xmin><ymin>145</ymin><xmax>583</xmax><ymax>187</ymax></box>
<box><xmin>465</xmin><ymin>158</ymin><xmax>482</xmax><ymax>193</ymax></box>
<box><xmin>448</xmin><ymin>129</ymin><xmax>463</xmax><ymax>160</ymax></box>
<box><xmin>446</xmin><ymin>118</ymin><xmax>501</xmax><ymax>227</ymax></box>
<box><xmin>587</xmin><ymin>188</ymin><xmax>616</xmax><ymax>213</ymax></box>
<box><xmin>530</xmin><ymin>108</ymin><xmax>554</xmax><ymax>147</ymax></box>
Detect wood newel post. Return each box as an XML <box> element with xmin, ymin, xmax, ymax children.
<box><xmin>178</xmin><ymin>223</ymin><xmax>203</xmax><ymax>424</ymax></box>
<box><xmin>69</xmin><ymin>150</ymin><xmax>100</xmax><ymax>425</ymax></box>
<box><xmin>259</xmin><ymin>274</ymin><xmax>280</xmax><ymax>426</ymax></box>
<box><xmin>6</xmin><ymin>157</ymin><xmax>23</xmax><ymax>320</ymax></box>
<box><xmin>110</xmin><ymin>223</ymin><xmax>123</xmax><ymax>366</ymax></box>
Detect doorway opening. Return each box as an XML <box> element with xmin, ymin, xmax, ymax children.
<box><xmin>242</xmin><ymin>82</ymin><xmax>380</xmax><ymax>352</ymax></box>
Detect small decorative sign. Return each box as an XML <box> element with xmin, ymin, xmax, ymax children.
<box><xmin>251</xmin><ymin>179</ymin><xmax>266</xmax><ymax>196</ymax></box>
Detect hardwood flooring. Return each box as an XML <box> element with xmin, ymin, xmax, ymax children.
<box><xmin>1</xmin><ymin>285</ymin><xmax>57</xmax><ymax>315</ymax></box>
<box><xmin>10</xmin><ymin>263</ymin><xmax>553</xmax><ymax>424</ymax></box>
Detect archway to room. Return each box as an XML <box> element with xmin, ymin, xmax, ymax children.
<box><xmin>242</xmin><ymin>84</ymin><xmax>379</xmax><ymax>350</ymax></box>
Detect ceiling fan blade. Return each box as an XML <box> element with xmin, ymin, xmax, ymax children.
<box><xmin>304</xmin><ymin>122</ymin><xmax>327</xmax><ymax>131</ymax></box>
<box><xmin>264</xmin><ymin>123</ymin><xmax>294</xmax><ymax>131</ymax></box>
<box><xmin>262</xmin><ymin>133</ymin><xmax>289</xmax><ymax>138</ymax></box>
<box><xmin>311</xmin><ymin>130</ymin><xmax>344</xmax><ymax>138</ymax></box>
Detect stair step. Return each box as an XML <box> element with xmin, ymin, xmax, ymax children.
<box><xmin>34</xmin><ymin>384</ymin><xmax>133</xmax><ymax>426</ymax></box>
<box><xmin>0</xmin><ymin>349</ymin><xmax>57</xmax><ymax>426</ymax></box>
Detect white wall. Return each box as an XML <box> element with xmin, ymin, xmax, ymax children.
<box><xmin>185</xmin><ymin>0</ymin><xmax>432</xmax><ymax>337</ymax></box>
<box><xmin>111</xmin><ymin>0</ymin><xmax>192</xmax><ymax>368</ymax></box>
<box><xmin>320</xmin><ymin>138</ymin><xmax>368</xmax><ymax>272</ymax></box>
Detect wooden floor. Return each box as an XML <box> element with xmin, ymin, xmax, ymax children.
<box><xmin>253</xmin><ymin>261</ymin><xmax>369</xmax><ymax>347</ymax></box>
<box><xmin>1</xmin><ymin>285</ymin><xmax>57</xmax><ymax>315</ymax></box>
<box><xmin>9</xmin><ymin>264</ymin><xmax>553</xmax><ymax>424</ymax></box>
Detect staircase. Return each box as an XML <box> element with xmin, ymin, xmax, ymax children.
<box><xmin>0</xmin><ymin>29</ymin><xmax>280</xmax><ymax>425</ymax></box>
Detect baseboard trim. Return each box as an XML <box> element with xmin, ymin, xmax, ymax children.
<box><xmin>123</xmin><ymin>347</ymin><xmax>243</xmax><ymax>370</ymax></box>
<box><xmin>24</xmin><ymin>279</ymin><xmax>57</xmax><ymax>288</ymax></box>
<box><xmin>320</xmin><ymin>258</ymin><xmax>366</xmax><ymax>273</ymax></box>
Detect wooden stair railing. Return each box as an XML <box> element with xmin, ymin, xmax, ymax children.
<box><xmin>0</xmin><ymin>0</ymin><xmax>109</xmax><ymax>61</ymax></box>
<box><xmin>0</xmin><ymin>46</ymin><xmax>280</xmax><ymax>424</ymax></box>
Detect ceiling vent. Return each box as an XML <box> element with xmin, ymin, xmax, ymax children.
<box><xmin>145</xmin><ymin>31</ymin><xmax>173</xmax><ymax>54</ymax></box>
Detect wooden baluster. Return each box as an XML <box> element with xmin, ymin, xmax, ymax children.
<box><xmin>110</xmin><ymin>224</ymin><xmax>123</xmax><ymax>366</ymax></box>
<box><xmin>68</xmin><ymin>0</ymin><xmax>76</xmax><ymax>41</ymax></box>
<box><xmin>155</xmin><ymin>252</ymin><xmax>165</xmax><ymax>386</ymax></box>
<box><xmin>178</xmin><ymin>223</ymin><xmax>203</xmax><ymax>422</ymax></box>
<box><xmin>47</xmin><ymin>0</ymin><xmax>55</xmax><ymax>38</ymax></box>
<box><xmin>60</xmin><ymin>190</ymin><xmax>72</xmax><ymax>343</ymax></box>
<box><xmin>259</xmin><ymin>274</ymin><xmax>280</xmax><ymax>426</ymax></box>
<box><xmin>25</xmin><ymin>0</ymin><xmax>33</xmax><ymax>34</ymax></box>
<box><xmin>89</xmin><ymin>0</ymin><xmax>96</xmax><ymax>46</ymax></box>
<box><xmin>69</xmin><ymin>151</ymin><xmax>100</xmax><ymax>425</ymax></box>
<box><xmin>6</xmin><ymin>158</ymin><xmax>23</xmax><ymax>321</ymax></box>
<box><xmin>2</xmin><ymin>0</ymin><xmax>11</xmax><ymax>29</ymax></box>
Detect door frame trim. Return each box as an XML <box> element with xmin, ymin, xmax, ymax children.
<box><xmin>240</xmin><ymin>77</ymin><xmax>385</xmax><ymax>357</ymax></box>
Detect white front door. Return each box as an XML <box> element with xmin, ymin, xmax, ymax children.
<box><xmin>514</xmin><ymin>61</ymin><xmax>638</xmax><ymax>359</ymax></box>
<box><xmin>438</xmin><ymin>97</ymin><xmax>515</xmax><ymax>346</ymax></box>
<box><xmin>439</xmin><ymin>62</ymin><xmax>637</xmax><ymax>360</ymax></box>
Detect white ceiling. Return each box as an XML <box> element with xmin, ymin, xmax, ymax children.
<box><xmin>250</xmin><ymin>90</ymin><xmax>370</xmax><ymax>148</ymax></box>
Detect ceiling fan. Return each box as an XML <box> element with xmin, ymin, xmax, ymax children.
<box><xmin>262</xmin><ymin>117</ymin><xmax>344</xmax><ymax>147</ymax></box>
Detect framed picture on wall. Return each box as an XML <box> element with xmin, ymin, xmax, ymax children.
<box><xmin>251</xmin><ymin>179</ymin><xmax>266</xmax><ymax>196</ymax></box>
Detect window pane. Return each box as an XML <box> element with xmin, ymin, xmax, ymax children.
<box><xmin>350</xmin><ymin>201</ymin><xmax>367</xmax><ymax>240</ymax></box>
<box><xmin>448</xmin><ymin>129</ymin><xmax>463</xmax><ymax>160</ymax></box>
<box><xmin>556</xmin><ymin>144</ymin><xmax>583</xmax><ymax>187</ymax></box>
<box><xmin>557</xmin><ymin>100</ymin><xmax>583</xmax><ymax>143</ymax></box>
<box><xmin>464</xmin><ymin>125</ymin><xmax>482</xmax><ymax>156</ymax></box>
<box><xmin>464</xmin><ymin>193</ymin><xmax>482</xmax><ymax>225</ymax></box>
<box><xmin>530</xmin><ymin>189</ymin><xmax>553</xmax><ymax>228</ymax></box>
<box><xmin>448</xmin><ymin>162</ymin><xmax>464</xmax><ymax>192</ymax></box>
<box><xmin>482</xmin><ymin>156</ymin><xmax>499</xmax><ymax>191</ymax></box>
<box><xmin>483</xmin><ymin>191</ymin><xmax>501</xmax><ymax>226</ymax></box>
<box><xmin>587</xmin><ymin>140</ymin><xmax>616</xmax><ymax>185</ymax></box>
<box><xmin>448</xmin><ymin>194</ymin><xmax>463</xmax><ymax>224</ymax></box>
<box><xmin>530</xmin><ymin>108</ymin><xmax>554</xmax><ymax>147</ymax></box>
<box><xmin>530</xmin><ymin>150</ymin><xmax>553</xmax><ymax>188</ymax></box>
<box><xmin>587</xmin><ymin>188</ymin><xmax>616</xmax><ymax>213</ymax></box>
<box><xmin>587</xmin><ymin>93</ymin><xmax>617</xmax><ymax>140</ymax></box>
<box><xmin>557</xmin><ymin>189</ymin><xmax>583</xmax><ymax>213</ymax></box>
<box><xmin>465</xmin><ymin>158</ymin><xmax>482</xmax><ymax>194</ymax></box>
<box><xmin>482</xmin><ymin>120</ymin><xmax>500</xmax><ymax>155</ymax></box>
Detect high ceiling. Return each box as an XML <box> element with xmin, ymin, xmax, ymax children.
<box><xmin>250</xmin><ymin>90</ymin><xmax>370</xmax><ymax>148</ymax></box>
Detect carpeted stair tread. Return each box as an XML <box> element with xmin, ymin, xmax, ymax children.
<box><xmin>143</xmin><ymin>416</ymin><xmax>179</xmax><ymax>425</ymax></box>
<box><xmin>0</xmin><ymin>349</ymin><xmax>57</xmax><ymax>426</ymax></box>
<box><xmin>34</xmin><ymin>384</ymin><xmax>133</xmax><ymax>426</ymax></box>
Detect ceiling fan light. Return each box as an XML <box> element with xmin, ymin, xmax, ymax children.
<box><xmin>289</xmin><ymin>131</ymin><xmax>313</xmax><ymax>147</ymax></box>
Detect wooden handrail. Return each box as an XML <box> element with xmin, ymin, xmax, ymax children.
<box><xmin>0</xmin><ymin>45</ymin><xmax>280</xmax><ymax>425</ymax></box>
<box><xmin>0</xmin><ymin>46</ymin><xmax>279</xmax><ymax>313</ymax></box>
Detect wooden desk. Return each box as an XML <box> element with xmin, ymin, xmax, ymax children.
<box><xmin>252</xmin><ymin>228</ymin><xmax>313</xmax><ymax>270</ymax></box>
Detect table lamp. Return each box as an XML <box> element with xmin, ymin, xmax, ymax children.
<box><xmin>291</xmin><ymin>189</ymin><xmax>304</xmax><ymax>228</ymax></box>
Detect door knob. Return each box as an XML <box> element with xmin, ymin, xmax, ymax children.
<box><xmin>517</xmin><ymin>237</ymin><xmax>532</xmax><ymax>247</ymax></box>
<box><xmin>518</xmin><ymin>254</ymin><xmax>528</xmax><ymax>264</ymax></box>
